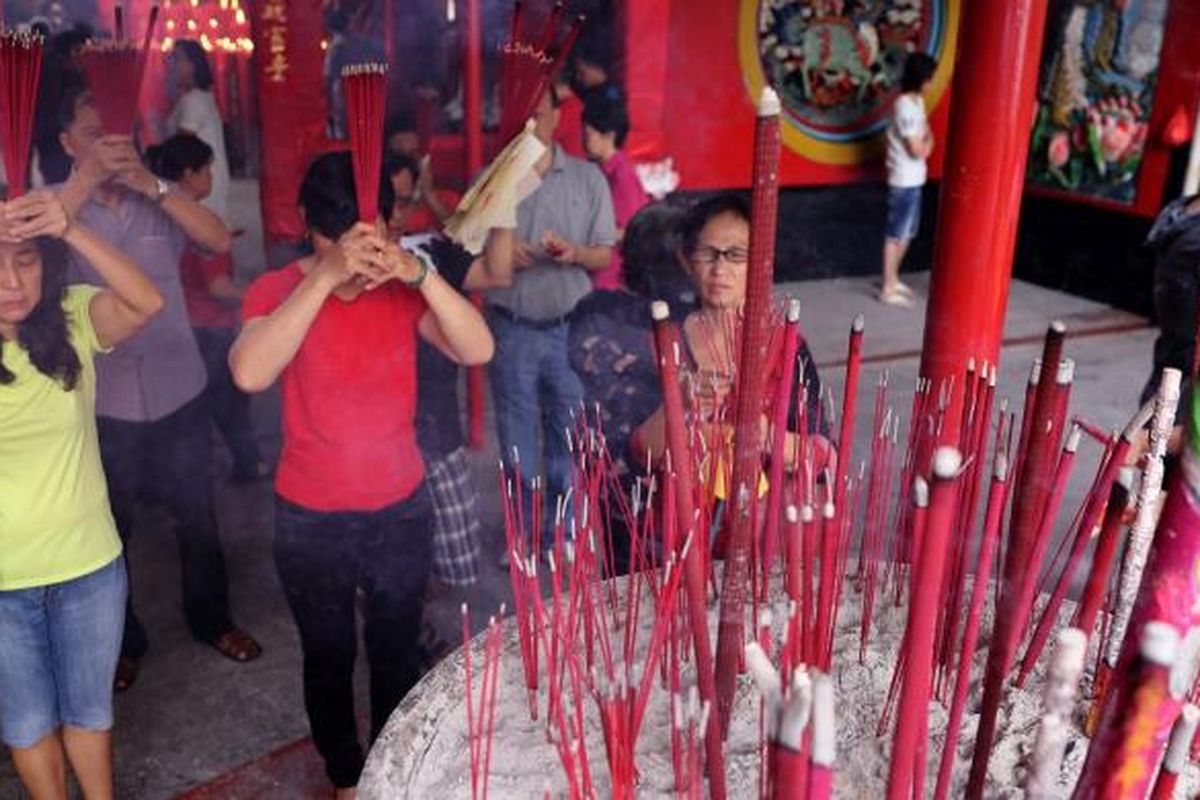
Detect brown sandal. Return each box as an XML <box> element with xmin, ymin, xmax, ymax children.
<box><xmin>114</xmin><ymin>656</ymin><xmax>140</xmax><ymax>692</ymax></box>
<box><xmin>210</xmin><ymin>628</ymin><xmax>263</xmax><ymax>663</ymax></box>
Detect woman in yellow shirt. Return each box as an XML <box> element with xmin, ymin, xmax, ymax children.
<box><xmin>0</xmin><ymin>185</ymin><xmax>163</xmax><ymax>800</ymax></box>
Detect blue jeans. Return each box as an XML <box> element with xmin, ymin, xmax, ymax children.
<box><xmin>0</xmin><ymin>558</ymin><xmax>126</xmax><ymax>748</ymax></box>
<box><xmin>885</xmin><ymin>184</ymin><xmax>924</xmax><ymax>241</ymax></box>
<box><xmin>487</xmin><ymin>310</ymin><xmax>584</xmax><ymax>546</ymax></box>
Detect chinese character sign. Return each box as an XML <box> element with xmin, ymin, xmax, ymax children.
<box><xmin>252</xmin><ymin>0</ymin><xmax>328</xmax><ymax>243</ymax></box>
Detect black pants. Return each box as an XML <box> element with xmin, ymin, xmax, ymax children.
<box><xmin>274</xmin><ymin>489</ymin><xmax>433</xmax><ymax>788</ymax></box>
<box><xmin>194</xmin><ymin>326</ymin><xmax>262</xmax><ymax>474</ymax></box>
<box><xmin>98</xmin><ymin>396</ymin><xmax>234</xmax><ymax>658</ymax></box>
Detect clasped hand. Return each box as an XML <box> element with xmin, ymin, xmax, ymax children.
<box><xmin>0</xmin><ymin>190</ymin><xmax>72</xmax><ymax>243</ymax></box>
<box><xmin>316</xmin><ymin>223</ymin><xmax>424</xmax><ymax>291</ymax></box>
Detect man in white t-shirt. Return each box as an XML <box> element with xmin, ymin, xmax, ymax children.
<box><xmin>880</xmin><ymin>52</ymin><xmax>938</xmax><ymax>307</ymax></box>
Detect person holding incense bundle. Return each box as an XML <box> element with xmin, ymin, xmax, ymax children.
<box><xmin>55</xmin><ymin>86</ymin><xmax>261</xmax><ymax>690</ymax></box>
<box><xmin>632</xmin><ymin>193</ymin><xmax>829</xmax><ymax>474</ymax></box>
<box><xmin>230</xmin><ymin>151</ymin><xmax>494</xmax><ymax>797</ymax></box>
<box><xmin>486</xmin><ymin>86</ymin><xmax>617</xmax><ymax>562</ymax></box>
<box><xmin>0</xmin><ymin>188</ymin><xmax>163</xmax><ymax>800</ymax></box>
<box><xmin>145</xmin><ymin>131</ymin><xmax>266</xmax><ymax>483</ymax></box>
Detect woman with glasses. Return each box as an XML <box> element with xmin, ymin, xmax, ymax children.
<box><xmin>632</xmin><ymin>194</ymin><xmax>829</xmax><ymax>503</ymax></box>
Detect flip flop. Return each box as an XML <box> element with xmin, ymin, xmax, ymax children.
<box><xmin>210</xmin><ymin>628</ymin><xmax>263</xmax><ymax>663</ymax></box>
<box><xmin>878</xmin><ymin>289</ymin><xmax>914</xmax><ymax>308</ymax></box>
<box><xmin>114</xmin><ymin>656</ymin><xmax>140</xmax><ymax>692</ymax></box>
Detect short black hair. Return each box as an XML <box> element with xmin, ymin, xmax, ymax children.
<box><xmin>172</xmin><ymin>39</ymin><xmax>214</xmax><ymax>91</ymax></box>
<box><xmin>298</xmin><ymin>150</ymin><xmax>395</xmax><ymax>241</ymax></box>
<box><xmin>899</xmin><ymin>52</ymin><xmax>938</xmax><ymax>93</ymax></box>
<box><xmin>679</xmin><ymin>193</ymin><xmax>752</xmax><ymax>257</ymax></box>
<box><xmin>621</xmin><ymin>203</ymin><xmax>691</xmax><ymax>299</ymax></box>
<box><xmin>385</xmin><ymin>111</ymin><xmax>416</xmax><ymax>138</ymax></box>
<box><xmin>56</xmin><ymin>84</ymin><xmax>90</xmax><ymax>133</ymax></box>
<box><xmin>146</xmin><ymin>132</ymin><xmax>214</xmax><ymax>181</ymax></box>
<box><xmin>582</xmin><ymin>93</ymin><xmax>629</xmax><ymax>149</ymax></box>
<box><xmin>384</xmin><ymin>151</ymin><xmax>420</xmax><ymax>184</ymax></box>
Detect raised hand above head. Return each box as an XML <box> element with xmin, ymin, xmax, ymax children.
<box><xmin>2</xmin><ymin>190</ymin><xmax>71</xmax><ymax>242</ymax></box>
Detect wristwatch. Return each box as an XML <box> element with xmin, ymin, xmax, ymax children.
<box><xmin>151</xmin><ymin>177</ymin><xmax>170</xmax><ymax>204</ymax></box>
<box><xmin>403</xmin><ymin>247</ymin><xmax>438</xmax><ymax>289</ymax></box>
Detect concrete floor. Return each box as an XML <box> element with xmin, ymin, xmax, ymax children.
<box><xmin>0</xmin><ymin>181</ymin><xmax>1160</xmax><ymax>798</ymax></box>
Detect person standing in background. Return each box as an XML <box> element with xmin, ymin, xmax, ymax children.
<box><xmin>486</xmin><ymin>88</ymin><xmax>616</xmax><ymax>561</ymax></box>
<box><xmin>582</xmin><ymin>93</ymin><xmax>648</xmax><ymax>290</ymax></box>
<box><xmin>146</xmin><ymin>132</ymin><xmax>266</xmax><ymax>483</ymax></box>
<box><xmin>58</xmin><ymin>88</ymin><xmax>260</xmax><ymax>691</ymax></box>
<box><xmin>167</xmin><ymin>40</ymin><xmax>231</xmax><ymax>224</ymax></box>
<box><xmin>879</xmin><ymin>52</ymin><xmax>937</xmax><ymax>308</ymax></box>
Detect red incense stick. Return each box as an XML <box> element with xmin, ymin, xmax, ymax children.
<box><xmin>0</xmin><ymin>29</ymin><xmax>44</xmax><ymax>198</ymax></box>
<box><xmin>888</xmin><ymin>448</ymin><xmax>962</xmax><ymax>799</ymax></box>
<box><xmin>715</xmin><ymin>87</ymin><xmax>781</xmax><ymax>734</ymax></box>
<box><xmin>1073</xmin><ymin>470</ymin><xmax>1133</xmax><ymax>638</ymax></box>
<box><xmin>77</xmin><ymin>5</ymin><xmax>159</xmax><ymax>135</ymax></box>
<box><xmin>341</xmin><ymin>63</ymin><xmax>388</xmax><ymax>223</ymax></box>
<box><xmin>966</xmin><ymin>323</ymin><xmax>1066</xmax><ymax>799</ymax></box>
<box><xmin>1150</xmin><ymin>703</ymin><xmax>1199</xmax><ymax>800</ymax></box>
<box><xmin>933</xmin><ymin>448</ymin><xmax>1010</xmax><ymax>800</ymax></box>
<box><xmin>1086</xmin><ymin>622</ymin><xmax>1183</xmax><ymax>800</ymax></box>
<box><xmin>760</xmin><ymin>299</ymin><xmax>803</xmax><ymax>603</ymax></box>
<box><xmin>650</xmin><ymin>301</ymin><xmax>727</xmax><ymax>800</ymax></box>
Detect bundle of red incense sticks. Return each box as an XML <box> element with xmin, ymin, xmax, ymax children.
<box><xmin>341</xmin><ymin>63</ymin><xmax>388</xmax><ymax>224</ymax></box>
<box><xmin>77</xmin><ymin>4</ymin><xmax>159</xmax><ymax>135</ymax></box>
<box><xmin>0</xmin><ymin>29</ymin><xmax>44</xmax><ymax>198</ymax></box>
<box><xmin>498</xmin><ymin>1</ymin><xmax>583</xmax><ymax>143</ymax></box>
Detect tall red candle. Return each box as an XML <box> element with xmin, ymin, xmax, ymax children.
<box><xmin>714</xmin><ymin>86</ymin><xmax>781</xmax><ymax>735</ymax></box>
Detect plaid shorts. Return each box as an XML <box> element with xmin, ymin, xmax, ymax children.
<box><xmin>426</xmin><ymin>447</ymin><xmax>482</xmax><ymax>585</ymax></box>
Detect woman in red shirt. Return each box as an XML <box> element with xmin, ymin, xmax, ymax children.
<box><xmin>230</xmin><ymin>152</ymin><xmax>493</xmax><ymax>799</ymax></box>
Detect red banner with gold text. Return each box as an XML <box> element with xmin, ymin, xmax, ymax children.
<box><xmin>251</xmin><ymin>0</ymin><xmax>329</xmax><ymax>244</ymax></box>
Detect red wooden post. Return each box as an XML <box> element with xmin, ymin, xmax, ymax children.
<box><xmin>463</xmin><ymin>0</ymin><xmax>487</xmax><ymax>451</ymax></box>
<box><xmin>917</xmin><ymin>0</ymin><xmax>1052</xmax><ymax>440</ymax></box>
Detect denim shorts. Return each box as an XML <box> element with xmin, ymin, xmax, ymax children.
<box><xmin>0</xmin><ymin>558</ymin><xmax>126</xmax><ymax>748</ymax></box>
<box><xmin>886</xmin><ymin>184</ymin><xmax>924</xmax><ymax>241</ymax></box>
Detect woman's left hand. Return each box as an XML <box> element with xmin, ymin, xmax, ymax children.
<box><xmin>2</xmin><ymin>190</ymin><xmax>71</xmax><ymax>241</ymax></box>
<box><xmin>346</xmin><ymin>224</ymin><xmax>425</xmax><ymax>290</ymax></box>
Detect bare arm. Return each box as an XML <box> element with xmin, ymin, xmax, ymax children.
<box><xmin>416</xmin><ymin>271</ymin><xmax>495</xmax><ymax>365</ymax></box>
<box><xmin>207</xmin><ymin>273</ymin><xmax>243</xmax><ymax>307</ymax></box>
<box><xmin>229</xmin><ymin>237</ymin><xmax>374</xmax><ymax>392</ymax></box>
<box><xmin>3</xmin><ymin>191</ymin><xmax>163</xmax><ymax>348</ymax></box>
<box><xmin>154</xmin><ymin>190</ymin><xmax>232</xmax><ymax>254</ymax></box>
<box><xmin>462</xmin><ymin>227</ymin><xmax>516</xmax><ymax>291</ymax></box>
<box><xmin>903</xmin><ymin>133</ymin><xmax>933</xmax><ymax>160</ymax></box>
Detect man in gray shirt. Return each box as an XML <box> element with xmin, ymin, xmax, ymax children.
<box><xmin>58</xmin><ymin>88</ymin><xmax>260</xmax><ymax>689</ymax></box>
<box><xmin>486</xmin><ymin>88</ymin><xmax>616</xmax><ymax>556</ymax></box>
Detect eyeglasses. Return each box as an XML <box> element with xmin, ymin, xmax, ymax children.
<box><xmin>691</xmin><ymin>245</ymin><xmax>749</xmax><ymax>267</ymax></box>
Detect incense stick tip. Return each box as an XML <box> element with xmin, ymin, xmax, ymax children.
<box><xmin>786</xmin><ymin>297</ymin><xmax>801</xmax><ymax>322</ymax></box>
<box><xmin>851</xmin><ymin>313</ymin><xmax>864</xmax><ymax>333</ymax></box>
<box><xmin>650</xmin><ymin>300</ymin><xmax>670</xmax><ymax>321</ymax></box>
<box><xmin>932</xmin><ymin>446</ymin><xmax>962</xmax><ymax>479</ymax></box>
<box><xmin>1139</xmin><ymin>621</ymin><xmax>1180</xmax><ymax>667</ymax></box>
<box><xmin>911</xmin><ymin>476</ymin><xmax>929</xmax><ymax>507</ymax></box>
<box><xmin>1050</xmin><ymin>319</ymin><xmax>1066</xmax><ymax>335</ymax></box>
<box><xmin>757</xmin><ymin>86</ymin><xmax>781</xmax><ymax>117</ymax></box>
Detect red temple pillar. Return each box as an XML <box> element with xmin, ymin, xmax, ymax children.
<box><xmin>464</xmin><ymin>0</ymin><xmax>487</xmax><ymax>451</ymax></box>
<box><xmin>918</xmin><ymin>0</ymin><xmax>1052</xmax><ymax>439</ymax></box>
